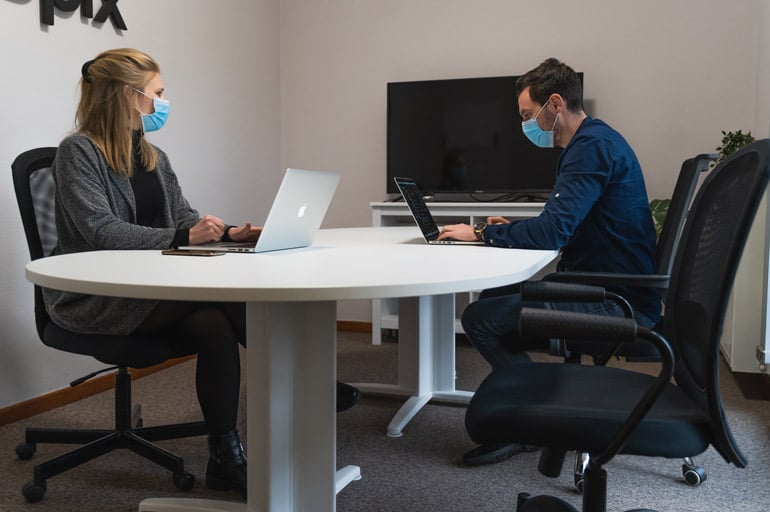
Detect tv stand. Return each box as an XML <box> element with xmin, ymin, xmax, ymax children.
<box><xmin>386</xmin><ymin>192</ymin><xmax>551</xmax><ymax>203</ymax></box>
<box><xmin>369</xmin><ymin>200</ymin><xmax>552</xmax><ymax>345</ymax></box>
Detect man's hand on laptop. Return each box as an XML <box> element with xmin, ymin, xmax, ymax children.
<box><xmin>438</xmin><ymin>223</ymin><xmax>475</xmax><ymax>242</ymax></box>
<box><xmin>227</xmin><ymin>223</ymin><xmax>263</xmax><ymax>243</ymax></box>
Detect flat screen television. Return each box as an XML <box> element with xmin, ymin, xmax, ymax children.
<box><xmin>386</xmin><ymin>74</ymin><xmax>581</xmax><ymax>200</ymax></box>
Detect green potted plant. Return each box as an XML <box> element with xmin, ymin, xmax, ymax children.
<box><xmin>649</xmin><ymin>197</ymin><xmax>670</xmax><ymax>238</ymax></box>
<box><xmin>714</xmin><ymin>129</ymin><xmax>755</xmax><ymax>165</ymax></box>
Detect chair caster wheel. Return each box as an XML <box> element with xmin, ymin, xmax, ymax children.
<box><xmin>22</xmin><ymin>480</ymin><xmax>46</xmax><ymax>502</ymax></box>
<box><xmin>15</xmin><ymin>442</ymin><xmax>36</xmax><ymax>460</ymax></box>
<box><xmin>682</xmin><ymin>464</ymin><xmax>707</xmax><ymax>486</ymax></box>
<box><xmin>574</xmin><ymin>475</ymin><xmax>584</xmax><ymax>494</ymax></box>
<box><xmin>174</xmin><ymin>472</ymin><xmax>195</xmax><ymax>491</ymax></box>
<box><xmin>516</xmin><ymin>492</ymin><xmax>579</xmax><ymax>511</ymax></box>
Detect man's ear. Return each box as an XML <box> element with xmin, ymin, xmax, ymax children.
<box><xmin>549</xmin><ymin>93</ymin><xmax>566</xmax><ymax>113</ymax></box>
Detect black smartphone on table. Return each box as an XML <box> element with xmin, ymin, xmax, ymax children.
<box><xmin>161</xmin><ymin>249</ymin><xmax>225</xmax><ymax>257</ymax></box>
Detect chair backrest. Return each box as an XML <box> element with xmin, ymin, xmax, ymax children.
<box><xmin>13</xmin><ymin>147</ymin><xmax>200</xmax><ymax>368</ymax></box>
<box><xmin>663</xmin><ymin>139</ymin><xmax>770</xmax><ymax>467</ymax></box>
<box><xmin>12</xmin><ymin>147</ymin><xmax>59</xmax><ymax>262</ymax></box>
<box><xmin>655</xmin><ymin>154</ymin><xmax>716</xmax><ymax>278</ymax></box>
<box><xmin>12</xmin><ymin>147</ymin><xmax>58</xmax><ymax>341</ymax></box>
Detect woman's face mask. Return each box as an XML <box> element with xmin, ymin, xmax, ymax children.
<box><xmin>133</xmin><ymin>88</ymin><xmax>170</xmax><ymax>133</ymax></box>
<box><xmin>521</xmin><ymin>102</ymin><xmax>557</xmax><ymax>148</ymax></box>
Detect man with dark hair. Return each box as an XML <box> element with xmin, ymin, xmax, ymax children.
<box><xmin>439</xmin><ymin>58</ymin><xmax>661</xmax><ymax>466</ymax></box>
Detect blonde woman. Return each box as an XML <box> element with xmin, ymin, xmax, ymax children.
<box><xmin>45</xmin><ymin>48</ymin><xmax>259</xmax><ymax>498</ymax></box>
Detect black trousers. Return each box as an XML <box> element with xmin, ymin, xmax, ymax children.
<box><xmin>132</xmin><ymin>301</ymin><xmax>246</xmax><ymax>436</ymax></box>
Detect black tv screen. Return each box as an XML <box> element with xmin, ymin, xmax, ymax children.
<box><xmin>387</xmin><ymin>75</ymin><xmax>576</xmax><ymax>199</ymax></box>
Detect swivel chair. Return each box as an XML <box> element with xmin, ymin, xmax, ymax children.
<box><xmin>540</xmin><ymin>153</ymin><xmax>716</xmax><ymax>489</ymax></box>
<box><xmin>12</xmin><ymin>147</ymin><xmax>208</xmax><ymax>502</ymax></box>
<box><xmin>465</xmin><ymin>140</ymin><xmax>769</xmax><ymax>512</ymax></box>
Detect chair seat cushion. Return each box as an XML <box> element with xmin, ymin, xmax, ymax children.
<box><xmin>44</xmin><ymin>321</ymin><xmax>197</xmax><ymax>369</ymax></box>
<box><xmin>465</xmin><ymin>362</ymin><xmax>710</xmax><ymax>458</ymax></box>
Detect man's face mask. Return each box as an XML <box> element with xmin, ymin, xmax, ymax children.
<box><xmin>133</xmin><ymin>88</ymin><xmax>170</xmax><ymax>133</ymax></box>
<box><xmin>521</xmin><ymin>102</ymin><xmax>557</xmax><ymax>148</ymax></box>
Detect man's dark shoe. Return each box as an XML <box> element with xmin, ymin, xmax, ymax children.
<box><xmin>337</xmin><ymin>381</ymin><xmax>361</xmax><ymax>412</ymax></box>
<box><xmin>463</xmin><ymin>442</ymin><xmax>538</xmax><ymax>466</ymax></box>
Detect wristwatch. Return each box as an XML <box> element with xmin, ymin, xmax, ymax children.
<box><xmin>473</xmin><ymin>222</ymin><xmax>487</xmax><ymax>242</ymax></box>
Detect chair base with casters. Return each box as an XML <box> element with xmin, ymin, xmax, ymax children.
<box><xmin>570</xmin><ymin>452</ymin><xmax>707</xmax><ymax>495</ymax></box>
<box><xmin>16</xmin><ymin>365</ymin><xmax>208</xmax><ymax>502</ymax></box>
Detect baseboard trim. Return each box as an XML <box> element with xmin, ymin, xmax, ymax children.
<box><xmin>337</xmin><ymin>320</ymin><xmax>372</xmax><ymax>333</ymax></box>
<box><xmin>0</xmin><ymin>355</ymin><xmax>197</xmax><ymax>428</ymax></box>
<box><xmin>0</xmin><ymin>321</ymin><xmax>374</xmax><ymax>427</ymax></box>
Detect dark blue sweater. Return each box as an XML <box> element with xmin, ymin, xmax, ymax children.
<box><xmin>483</xmin><ymin>117</ymin><xmax>661</xmax><ymax>322</ymax></box>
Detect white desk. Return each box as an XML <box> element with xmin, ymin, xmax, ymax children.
<box><xmin>26</xmin><ymin>227</ymin><xmax>556</xmax><ymax>512</ymax></box>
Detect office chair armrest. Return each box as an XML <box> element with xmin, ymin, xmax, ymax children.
<box><xmin>521</xmin><ymin>281</ymin><xmax>633</xmax><ymax>318</ymax></box>
<box><xmin>521</xmin><ymin>280</ymin><xmax>606</xmax><ymax>303</ymax></box>
<box><xmin>521</xmin><ymin>280</ymin><xmax>637</xmax><ymax>364</ymax></box>
<box><xmin>519</xmin><ymin>307</ymin><xmax>675</xmax><ymax>466</ymax></box>
<box><xmin>543</xmin><ymin>271</ymin><xmax>670</xmax><ymax>290</ymax></box>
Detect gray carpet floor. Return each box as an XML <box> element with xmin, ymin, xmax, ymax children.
<box><xmin>1</xmin><ymin>331</ymin><xmax>769</xmax><ymax>512</ymax></box>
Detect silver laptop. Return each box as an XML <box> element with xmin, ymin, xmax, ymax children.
<box><xmin>180</xmin><ymin>168</ymin><xmax>340</xmax><ymax>253</ymax></box>
<box><xmin>393</xmin><ymin>177</ymin><xmax>483</xmax><ymax>245</ymax></box>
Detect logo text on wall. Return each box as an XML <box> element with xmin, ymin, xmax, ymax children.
<box><xmin>40</xmin><ymin>0</ymin><xmax>127</xmax><ymax>31</ymax></box>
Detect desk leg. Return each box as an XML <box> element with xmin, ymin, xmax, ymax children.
<box><xmin>248</xmin><ymin>301</ymin><xmax>360</xmax><ymax>511</ymax></box>
<box><xmin>355</xmin><ymin>294</ymin><xmax>472</xmax><ymax>437</ymax></box>
<box><xmin>139</xmin><ymin>301</ymin><xmax>360</xmax><ymax>512</ymax></box>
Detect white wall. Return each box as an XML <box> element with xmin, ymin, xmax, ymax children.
<box><xmin>1</xmin><ymin>0</ymin><xmax>768</xmax><ymax>406</ymax></box>
<box><xmin>280</xmin><ymin>0</ymin><xmax>767</xmax><ymax>321</ymax></box>
<box><xmin>0</xmin><ymin>0</ymin><xmax>280</xmax><ymax>408</ymax></box>
<box><xmin>756</xmin><ymin>0</ymin><xmax>770</xmax><ymax>137</ymax></box>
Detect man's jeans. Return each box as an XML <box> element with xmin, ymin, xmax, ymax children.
<box><xmin>461</xmin><ymin>283</ymin><xmax>656</xmax><ymax>370</ymax></box>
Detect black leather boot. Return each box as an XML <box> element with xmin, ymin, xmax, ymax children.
<box><xmin>206</xmin><ymin>430</ymin><xmax>247</xmax><ymax>499</ymax></box>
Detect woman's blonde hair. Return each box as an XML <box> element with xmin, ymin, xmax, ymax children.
<box><xmin>76</xmin><ymin>48</ymin><xmax>160</xmax><ymax>176</ymax></box>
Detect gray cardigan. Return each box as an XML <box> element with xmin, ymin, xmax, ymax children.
<box><xmin>43</xmin><ymin>133</ymin><xmax>200</xmax><ymax>335</ymax></box>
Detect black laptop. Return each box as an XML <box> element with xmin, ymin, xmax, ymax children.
<box><xmin>393</xmin><ymin>177</ymin><xmax>483</xmax><ymax>245</ymax></box>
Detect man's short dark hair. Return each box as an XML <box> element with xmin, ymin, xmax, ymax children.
<box><xmin>515</xmin><ymin>58</ymin><xmax>583</xmax><ymax>112</ymax></box>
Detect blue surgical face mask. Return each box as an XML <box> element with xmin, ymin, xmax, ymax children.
<box><xmin>521</xmin><ymin>102</ymin><xmax>557</xmax><ymax>148</ymax></box>
<box><xmin>133</xmin><ymin>88</ymin><xmax>170</xmax><ymax>132</ymax></box>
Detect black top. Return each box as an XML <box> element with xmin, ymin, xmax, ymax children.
<box><xmin>130</xmin><ymin>132</ymin><xmax>189</xmax><ymax>247</ymax></box>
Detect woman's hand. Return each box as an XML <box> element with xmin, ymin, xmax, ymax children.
<box><xmin>189</xmin><ymin>214</ymin><xmax>226</xmax><ymax>245</ymax></box>
<box><xmin>227</xmin><ymin>223</ymin><xmax>263</xmax><ymax>243</ymax></box>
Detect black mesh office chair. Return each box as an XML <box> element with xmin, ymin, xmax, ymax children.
<box><xmin>465</xmin><ymin>140</ymin><xmax>769</xmax><ymax>512</ymax></box>
<box><xmin>12</xmin><ymin>147</ymin><xmax>208</xmax><ymax>502</ymax></box>
<box><xmin>538</xmin><ymin>153</ymin><xmax>715</xmax><ymax>490</ymax></box>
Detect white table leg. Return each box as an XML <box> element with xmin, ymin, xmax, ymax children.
<box><xmin>138</xmin><ymin>498</ymin><xmax>246</xmax><ymax>512</ymax></box>
<box><xmin>138</xmin><ymin>464</ymin><xmax>361</xmax><ymax>512</ymax></box>
<box><xmin>248</xmin><ymin>301</ymin><xmax>360</xmax><ymax>511</ymax></box>
<box><xmin>354</xmin><ymin>294</ymin><xmax>472</xmax><ymax>437</ymax></box>
<box><xmin>138</xmin><ymin>301</ymin><xmax>359</xmax><ymax>512</ymax></box>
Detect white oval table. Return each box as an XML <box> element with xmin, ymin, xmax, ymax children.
<box><xmin>26</xmin><ymin>227</ymin><xmax>557</xmax><ymax>512</ymax></box>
